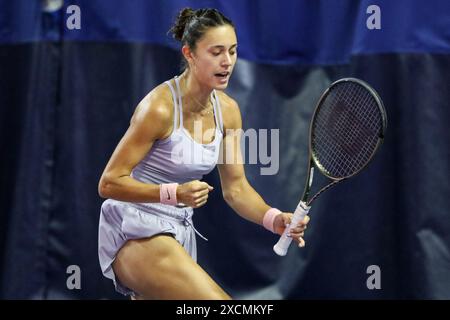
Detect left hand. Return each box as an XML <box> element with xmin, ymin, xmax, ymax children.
<box><xmin>273</xmin><ymin>212</ymin><xmax>310</xmax><ymax>247</ymax></box>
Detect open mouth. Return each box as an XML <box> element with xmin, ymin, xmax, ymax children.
<box><xmin>214</xmin><ymin>71</ymin><xmax>230</xmax><ymax>79</ymax></box>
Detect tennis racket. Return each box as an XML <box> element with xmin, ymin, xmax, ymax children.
<box><xmin>273</xmin><ymin>78</ymin><xmax>387</xmax><ymax>256</ymax></box>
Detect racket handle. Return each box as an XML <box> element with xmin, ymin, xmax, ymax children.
<box><xmin>273</xmin><ymin>201</ymin><xmax>310</xmax><ymax>256</ymax></box>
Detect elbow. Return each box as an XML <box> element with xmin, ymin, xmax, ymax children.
<box><xmin>223</xmin><ymin>191</ymin><xmax>232</xmax><ymax>204</ymax></box>
<box><xmin>223</xmin><ymin>187</ymin><xmax>240</xmax><ymax>206</ymax></box>
<box><xmin>223</xmin><ymin>179</ymin><xmax>247</xmax><ymax>205</ymax></box>
<box><xmin>98</xmin><ymin>176</ymin><xmax>111</xmax><ymax>199</ymax></box>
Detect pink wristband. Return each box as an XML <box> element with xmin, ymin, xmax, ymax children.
<box><xmin>160</xmin><ymin>183</ymin><xmax>179</xmax><ymax>206</ymax></box>
<box><xmin>263</xmin><ymin>208</ymin><xmax>282</xmax><ymax>233</ymax></box>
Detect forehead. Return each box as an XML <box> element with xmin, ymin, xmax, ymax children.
<box><xmin>197</xmin><ymin>25</ymin><xmax>237</xmax><ymax>47</ymax></box>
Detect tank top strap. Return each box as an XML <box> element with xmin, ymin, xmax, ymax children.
<box><xmin>164</xmin><ymin>79</ymin><xmax>179</xmax><ymax>130</ymax></box>
<box><xmin>174</xmin><ymin>76</ymin><xmax>184</xmax><ymax>128</ymax></box>
<box><xmin>212</xmin><ymin>90</ymin><xmax>224</xmax><ymax>134</ymax></box>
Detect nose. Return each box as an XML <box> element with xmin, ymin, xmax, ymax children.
<box><xmin>222</xmin><ymin>53</ymin><xmax>232</xmax><ymax>66</ymax></box>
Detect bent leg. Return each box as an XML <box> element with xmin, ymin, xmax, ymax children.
<box><xmin>113</xmin><ymin>234</ymin><xmax>231</xmax><ymax>300</ymax></box>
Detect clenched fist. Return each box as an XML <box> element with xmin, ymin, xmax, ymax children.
<box><xmin>176</xmin><ymin>180</ymin><xmax>214</xmax><ymax>208</ymax></box>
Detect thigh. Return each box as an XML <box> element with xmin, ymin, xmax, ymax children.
<box><xmin>113</xmin><ymin>234</ymin><xmax>231</xmax><ymax>300</ymax></box>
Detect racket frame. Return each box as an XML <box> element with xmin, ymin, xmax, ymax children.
<box><xmin>274</xmin><ymin>77</ymin><xmax>387</xmax><ymax>256</ymax></box>
<box><xmin>302</xmin><ymin>78</ymin><xmax>387</xmax><ymax>206</ymax></box>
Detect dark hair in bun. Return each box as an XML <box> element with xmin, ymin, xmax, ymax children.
<box><xmin>169</xmin><ymin>7</ymin><xmax>234</xmax><ymax>50</ymax></box>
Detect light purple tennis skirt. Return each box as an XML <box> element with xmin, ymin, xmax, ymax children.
<box><xmin>98</xmin><ymin>199</ymin><xmax>207</xmax><ymax>296</ymax></box>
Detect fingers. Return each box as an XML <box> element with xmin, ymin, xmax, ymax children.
<box><xmin>287</xmin><ymin>229</ymin><xmax>304</xmax><ymax>239</ymax></box>
<box><xmin>298</xmin><ymin>237</ymin><xmax>305</xmax><ymax>248</ymax></box>
<box><xmin>185</xmin><ymin>181</ymin><xmax>213</xmax><ymax>208</ymax></box>
<box><xmin>283</xmin><ymin>214</ymin><xmax>309</xmax><ymax>227</ymax></box>
<box><xmin>285</xmin><ymin>220</ymin><xmax>308</xmax><ymax>234</ymax></box>
<box><xmin>293</xmin><ymin>215</ymin><xmax>310</xmax><ymax>230</ymax></box>
<box><xmin>194</xmin><ymin>201</ymin><xmax>207</xmax><ymax>208</ymax></box>
<box><xmin>196</xmin><ymin>188</ymin><xmax>210</xmax><ymax>197</ymax></box>
<box><xmin>192</xmin><ymin>180</ymin><xmax>213</xmax><ymax>192</ymax></box>
<box><xmin>194</xmin><ymin>194</ymin><xmax>209</xmax><ymax>206</ymax></box>
<box><xmin>282</xmin><ymin>214</ymin><xmax>292</xmax><ymax>226</ymax></box>
<box><xmin>290</xmin><ymin>225</ymin><xmax>307</xmax><ymax>233</ymax></box>
<box><xmin>287</xmin><ymin>229</ymin><xmax>305</xmax><ymax>247</ymax></box>
<box><xmin>193</xmin><ymin>197</ymin><xmax>208</xmax><ymax>208</ymax></box>
<box><xmin>284</xmin><ymin>213</ymin><xmax>309</xmax><ymax>248</ymax></box>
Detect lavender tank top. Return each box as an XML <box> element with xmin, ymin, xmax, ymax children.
<box><xmin>131</xmin><ymin>76</ymin><xmax>224</xmax><ymax>184</ymax></box>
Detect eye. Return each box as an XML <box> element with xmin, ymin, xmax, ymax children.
<box><xmin>212</xmin><ymin>51</ymin><xmax>221</xmax><ymax>56</ymax></box>
<box><xmin>230</xmin><ymin>50</ymin><xmax>236</xmax><ymax>55</ymax></box>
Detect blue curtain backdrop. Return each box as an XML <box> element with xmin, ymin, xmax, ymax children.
<box><xmin>0</xmin><ymin>0</ymin><xmax>449</xmax><ymax>299</ymax></box>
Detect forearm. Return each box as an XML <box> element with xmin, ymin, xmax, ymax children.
<box><xmin>224</xmin><ymin>180</ymin><xmax>271</xmax><ymax>226</ymax></box>
<box><xmin>99</xmin><ymin>175</ymin><xmax>161</xmax><ymax>203</ymax></box>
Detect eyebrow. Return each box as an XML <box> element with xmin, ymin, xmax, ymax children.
<box><xmin>210</xmin><ymin>44</ymin><xmax>238</xmax><ymax>50</ymax></box>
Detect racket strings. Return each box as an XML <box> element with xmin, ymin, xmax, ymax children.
<box><xmin>312</xmin><ymin>82</ymin><xmax>383</xmax><ymax>178</ymax></box>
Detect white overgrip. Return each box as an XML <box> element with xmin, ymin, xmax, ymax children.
<box><xmin>273</xmin><ymin>201</ymin><xmax>310</xmax><ymax>256</ymax></box>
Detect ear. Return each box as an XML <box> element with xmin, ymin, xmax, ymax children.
<box><xmin>181</xmin><ymin>45</ymin><xmax>195</xmax><ymax>65</ymax></box>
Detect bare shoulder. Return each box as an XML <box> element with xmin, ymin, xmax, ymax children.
<box><xmin>216</xmin><ymin>90</ymin><xmax>242</xmax><ymax>130</ymax></box>
<box><xmin>132</xmin><ymin>83</ymin><xmax>172</xmax><ymax>123</ymax></box>
<box><xmin>130</xmin><ymin>82</ymin><xmax>174</xmax><ymax>138</ymax></box>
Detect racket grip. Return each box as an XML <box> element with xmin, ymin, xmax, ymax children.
<box><xmin>273</xmin><ymin>201</ymin><xmax>310</xmax><ymax>256</ymax></box>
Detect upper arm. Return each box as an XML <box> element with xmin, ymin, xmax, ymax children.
<box><xmin>217</xmin><ymin>95</ymin><xmax>247</xmax><ymax>193</ymax></box>
<box><xmin>100</xmin><ymin>88</ymin><xmax>172</xmax><ymax>182</ymax></box>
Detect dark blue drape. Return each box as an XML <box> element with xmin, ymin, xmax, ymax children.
<box><xmin>0</xmin><ymin>0</ymin><xmax>449</xmax><ymax>299</ymax></box>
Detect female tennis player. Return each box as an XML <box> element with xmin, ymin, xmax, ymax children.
<box><xmin>98</xmin><ymin>7</ymin><xmax>309</xmax><ymax>300</ymax></box>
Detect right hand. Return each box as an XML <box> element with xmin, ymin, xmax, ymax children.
<box><xmin>176</xmin><ymin>180</ymin><xmax>214</xmax><ymax>208</ymax></box>
<box><xmin>274</xmin><ymin>213</ymin><xmax>310</xmax><ymax>247</ymax></box>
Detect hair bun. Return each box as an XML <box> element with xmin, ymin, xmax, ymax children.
<box><xmin>169</xmin><ymin>7</ymin><xmax>195</xmax><ymax>42</ymax></box>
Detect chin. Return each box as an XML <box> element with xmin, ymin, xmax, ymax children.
<box><xmin>212</xmin><ymin>79</ymin><xmax>230</xmax><ymax>90</ymax></box>
<box><xmin>215</xmin><ymin>83</ymin><xmax>228</xmax><ymax>90</ymax></box>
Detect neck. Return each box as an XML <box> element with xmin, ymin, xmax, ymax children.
<box><xmin>181</xmin><ymin>70</ymin><xmax>213</xmax><ymax>113</ymax></box>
